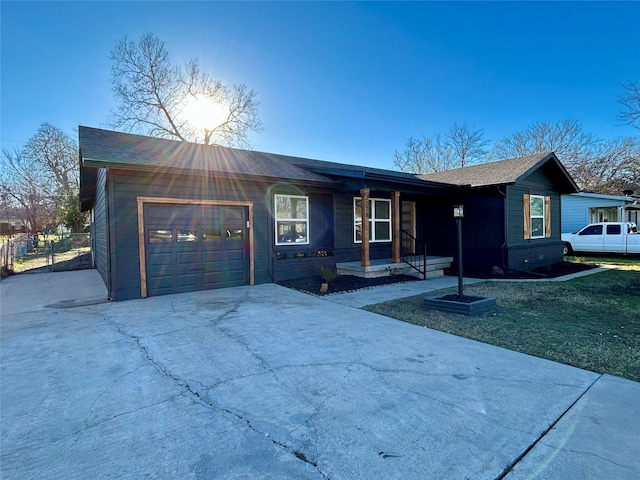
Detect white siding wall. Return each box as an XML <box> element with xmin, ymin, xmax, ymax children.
<box><xmin>561</xmin><ymin>194</ymin><xmax>628</xmax><ymax>233</ymax></box>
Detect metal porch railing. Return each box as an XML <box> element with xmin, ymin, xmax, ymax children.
<box><xmin>400</xmin><ymin>229</ymin><xmax>426</xmax><ymax>279</ymax></box>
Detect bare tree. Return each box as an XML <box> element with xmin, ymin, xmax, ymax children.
<box><xmin>569</xmin><ymin>138</ymin><xmax>640</xmax><ymax>194</ymax></box>
<box><xmin>618</xmin><ymin>80</ymin><xmax>640</xmax><ymax>129</ymax></box>
<box><xmin>494</xmin><ymin>119</ymin><xmax>639</xmax><ymax>193</ymax></box>
<box><xmin>393</xmin><ymin>134</ymin><xmax>455</xmax><ymax>173</ymax></box>
<box><xmin>493</xmin><ymin>119</ymin><xmax>596</xmax><ymax>170</ymax></box>
<box><xmin>0</xmin><ymin>149</ymin><xmax>57</xmax><ymax>234</ymax></box>
<box><xmin>0</xmin><ymin>124</ymin><xmax>86</xmax><ymax>233</ymax></box>
<box><xmin>109</xmin><ymin>33</ymin><xmax>262</xmax><ymax>147</ymax></box>
<box><xmin>445</xmin><ymin>122</ymin><xmax>491</xmax><ymax>167</ymax></box>
<box><xmin>394</xmin><ymin>123</ymin><xmax>490</xmax><ymax>173</ymax></box>
<box><xmin>24</xmin><ymin>123</ymin><xmax>78</xmax><ymax>198</ymax></box>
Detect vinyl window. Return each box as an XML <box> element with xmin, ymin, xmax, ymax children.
<box><xmin>354</xmin><ymin>197</ymin><xmax>391</xmax><ymax>243</ymax></box>
<box><xmin>275</xmin><ymin>195</ymin><xmax>309</xmax><ymax>245</ymax></box>
<box><xmin>523</xmin><ymin>194</ymin><xmax>551</xmax><ymax>239</ymax></box>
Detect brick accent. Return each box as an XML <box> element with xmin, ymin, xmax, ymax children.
<box><xmin>274</xmin><ymin>256</ymin><xmax>337</xmax><ymax>282</ymax></box>
<box><xmin>507</xmin><ymin>241</ymin><xmax>564</xmax><ymax>271</ymax></box>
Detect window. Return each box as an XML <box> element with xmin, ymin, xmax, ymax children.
<box><xmin>523</xmin><ymin>194</ymin><xmax>551</xmax><ymax>239</ymax></box>
<box><xmin>203</xmin><ymin>229</ymin><xmax>221</xmax><ymax>242</ymax></box>
<box><xmin>530</xmin><ymin>195</ymin><xmax>545</xmax><ymax>239</ymax></box>
<box><xmin>149</xmin><ymin>229</ymin><xmax>172</xmax><ymax>243</ymax></box>
<box><xmin>354</xmin><ymin>197</ymin><xmax>391</xmax><ymax>243</ymax></box>
<box><xmin>606</xmin><ymin>224</ymin><xmax>621</xmax><ymax>235</ymax></box>
<box><xmin>590</xmin><ymin>207</ymin><xmax>619</xmax><ymax>224</ymax></box>
<box><xmin>177</xmin><ymin>229</ymin><xmax>198</xmax><ymax>242</ymax></box>
<box><xmin>275</xmin><ymin>194</ymin><xmax>309</xmax><ymax>245</ymax></box>
<box><xmin>579</xmin><ymin>225</ymin><xmax>603</xmax><ymax>235</ymax></box>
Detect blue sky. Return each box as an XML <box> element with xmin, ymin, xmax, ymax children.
<box><xmin>2</xmin><ymin>1</ymin><xmax>639</xmax><ymax>169</ymax></box>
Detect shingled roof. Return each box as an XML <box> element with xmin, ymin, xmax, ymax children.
<box><xmin>79</xmin><ymin>127</ymin><xmax>461</xmax><ymax>210</ymax></box>
<box><xmin>79</xmin><ymin>126</ymin><xmax>336</xmax><ymax>184</ymax></box>
<box><xmin>79</xmin><ymin>126</ymin><xmax>454</xmax><ymax>190</ymax></box>
<box><xmin>79</xmin><ymin>127</ymin><xmax>578</xmax><ymax>207</ymax></box>
<box><xmin>419</xmin><ymin>152</ymin><xmax>578</xmax><ymax>192</ymax></box>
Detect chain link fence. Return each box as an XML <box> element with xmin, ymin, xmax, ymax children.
<box><xmin>1</xmin><ymin>233</ymin><xmax>91</xmax><ymax>276</ymax></box>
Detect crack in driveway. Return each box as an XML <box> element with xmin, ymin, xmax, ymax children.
<box><xmin>107</xmin><ymin>317</ymin><xmax>330</xmax><ymax>479</ymax></box>
<box><xmin>495</xmin><ymin>374</ymin><xmax>603</xmax><ymax>479</ymax></box>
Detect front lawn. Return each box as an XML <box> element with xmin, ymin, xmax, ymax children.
<box><xmin>365</xmin><ymin>265</ymin><xmax>640</xmax><ymax>382</ymax></box>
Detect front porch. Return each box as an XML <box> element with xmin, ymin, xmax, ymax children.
<box><xmin>336</xmin><ymin>256</ymin><xmax>453</xmax><ymax>279</ymax></box>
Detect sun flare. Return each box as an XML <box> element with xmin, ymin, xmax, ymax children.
<box><xmin>183</xmin><ymin>94</ymin><xmax>228</xmax><ymax>132</ymax></box>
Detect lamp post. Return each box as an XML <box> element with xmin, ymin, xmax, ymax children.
<box><xmin>453</xmin><ymin>205</ymin><xmax>464</xmax><ymax>299</ymax></box>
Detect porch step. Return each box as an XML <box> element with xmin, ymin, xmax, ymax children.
<box><xmin>336</xmin><ymin>256</ymin><xmax>453</xmax><ymax>279</ymax></box>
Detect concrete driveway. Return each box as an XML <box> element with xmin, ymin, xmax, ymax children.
<box><xmin>1</xmin><ymin>272</ymin><xmax>639</xmax><ymax>479</ymax></box>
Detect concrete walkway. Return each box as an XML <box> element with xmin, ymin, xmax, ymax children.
<box><xmin>0</xmin><ymin>269</ymin><xmax>108</xmax><ymax>315</ymax></box>
<box><xmin>1</xmin><ymin>271</ymin><xmax>638</xmax><ymax>479</ymax></box>
<box><xmin>325</xmin><ymin>275</ymin><xmax>483</xmax><ymax>308</ymax></box>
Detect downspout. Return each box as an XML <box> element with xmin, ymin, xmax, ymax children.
<box><xmin>498</xmin><ymin>186</ymin><xmax>508</xmax><ymax>271</ymax></box>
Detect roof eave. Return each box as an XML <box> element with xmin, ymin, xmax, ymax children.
<box><xmin>303</xmin><ymin>165</ymin><xmax>457</xmax><ymax>190</ymax></box>
<box><xmin>516</xmin><ymin>152</ymin><xmax>580</xmax><ymax>194</ymax></box>
<box><xmin>81</xmin><ymin>157</ymin><xmax>338</xmax><ymax>186</ymax></box>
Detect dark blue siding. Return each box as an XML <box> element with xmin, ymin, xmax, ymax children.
<box><xmin>506</xmin><ymin>179</ymin><xmax>564</xmax><ymax>271</ymax></box>
<box><xmin>92</xmin><ymin>168</ymin><xmax>109</xmax><ymax>290</ymax></box>
<box><xmin>108</xmin><ymin>169</ymin><xmax>272</xmax><ymax>301</ymax></box>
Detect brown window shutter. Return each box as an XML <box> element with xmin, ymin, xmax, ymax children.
<box><xmin>545</xmin><ymin>196</ymin><xmax>551</xmax><ymax>238</ymax></box>
<box><xmin>523</xmin><ymin>193</ymin><xmax>531</xmax><ymax>239</ymax></box>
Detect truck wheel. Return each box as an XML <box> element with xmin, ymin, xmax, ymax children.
<box><xmin>563</xmin><ymin>243</ymin><xmax>573</xmax><ymax>255</ymax></box>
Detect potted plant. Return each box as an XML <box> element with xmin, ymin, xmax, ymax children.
<box><xmin>319</xmin><ymin>266</ymin><xmax>337</xmax><ymax>293</ymax></box>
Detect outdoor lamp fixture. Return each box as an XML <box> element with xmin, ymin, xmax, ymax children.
<box><xmin>453</xmin><ymin>205</ymin><xmax>464</xmax><ymax>298</ymax></box>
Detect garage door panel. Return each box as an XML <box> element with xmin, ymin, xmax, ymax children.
<box><xmin>202</xmin><ymin>262</ymin><xmax>223</xmax><ymax>274</ymax></box>
<box><xmin>203</xmin><ymin>272</ymin><xmax>224</xmax><ymax>286</ymax></box>
<box><xmin>226</xmin><ymin>269</ymin><xmax>245</xmax><ymax>281</ymax></box>
<box><xmin>147</xmin><ymin>264</ymin><xmax>173</xmax><ymax>276</ymax></box>
<box><xmin>148</xmin><ymin>252</ymin><xmax>172</xmax><ymax>266</ymax></box>
<box><xmin>177</xmin><ymin>273</ymin><xmax>199</xmax><ymax>288</ymax></box>
<box><xmin>147</xmin><ymin>276</ymin><xmax>174</xmax><ymax>290</ymax></box>
<box><xmin>176</xmin><ymin>251</ymin><xmax>199</xmax><ymax>265</ymax></box>
<box><xmin>145</xmin><ymin>203</ymin><xmax>249</xmax><ymax>297</ymax></box>
<box><xmin>226</xmin><ymin>250</ymin><xmax>245</xmax><ymax>261</ymax></box>
<box><xmin>145</xmin><ymin>205</ymin><xmax>173</xmax><ymax>223</ymax></box>
<box><xmin>202</xmin><ymin>251</ymin><xmax>223</xmax><ymax>263</ymax></box>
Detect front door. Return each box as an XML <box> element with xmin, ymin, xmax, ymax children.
<box><xmin>402</xmin><ymin>201</ymin><xmax>416</xmax><ymax>254</ymax></box>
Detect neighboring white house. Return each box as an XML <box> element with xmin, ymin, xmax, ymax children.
<box><xmin>561</xmin><ymin>192</ymin><xmax>639</xmax><ymax>233</ymax></box>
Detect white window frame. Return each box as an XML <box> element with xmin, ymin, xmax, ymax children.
<box><xmin>274</xmin><ymin>194</ymin><xmax>309</xmax><ymax>246</ymax></box>
<box><xmin>530</xmin><ymin>194</ymin><xmax>545</xmax><ymax>239</ymax></box>
<box><xmin>353</xmin><ymin>197</ymin><xmax>392</xmax><ymax>243</ymax></box>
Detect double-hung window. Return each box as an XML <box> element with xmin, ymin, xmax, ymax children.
<box><xmin>524</xmin><ymin>194</ymin><xmax>551</xmax><ymax>239</ymax></box>
<box><xmin>354</xmin><ymin>197</ymin><xmax>391</xmax><ymax>243</ymax></box>
<box><xmin>275</xmin><ymin>194</ymin><xmax>309</xmax><ymax>245</ymax></box>
<box><xmin>529</xmin><ymin>195</ymin><xmax>545</xmax><ymax>239</ymax></box>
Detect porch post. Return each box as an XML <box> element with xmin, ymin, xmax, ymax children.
<box><xmin>391</xmin><ymin>191</ymin><xmax>400</xmax><ymax>263</ymax></box>
<box><xmin>360</xmin><ymin>187</ymin><xmax>370</xmax><ymax>267</ymax></box>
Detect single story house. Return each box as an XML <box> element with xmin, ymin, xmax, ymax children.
<box><xmin>79</xmin><ymin>127</ymin><xmax>578</xmax><ymax>300</ymax></box>
<box><xmin>561</xmin><ymin>192</ymin><xmax>639</xmax><ymax>233</ymax></box>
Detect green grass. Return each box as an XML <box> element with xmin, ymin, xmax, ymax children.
<box><xmin>365</xmin><ymin>265</ymin><xmax>640</xmax><ymax>382</ymax></box>
<box><xmin>567</xmin><ymin>254</ymin><xmax>640</xmax><ymax>270</ymax></box>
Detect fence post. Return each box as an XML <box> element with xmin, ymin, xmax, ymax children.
<box><xmin>50</xmin><ymin>240</ymin><xmax>55</xmax><ymax>272</ymax></box>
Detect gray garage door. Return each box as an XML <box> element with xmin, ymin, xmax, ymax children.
<box><xmin>145</xmin><ymin>204</ymin><xmax>249</xmax><ymax>297</ymax></box>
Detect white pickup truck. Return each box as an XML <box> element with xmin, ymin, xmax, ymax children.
<box><xmin>562</xmin><ymin>222</ymin><xmax>640</xmax><ymax>255</ymax></box>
